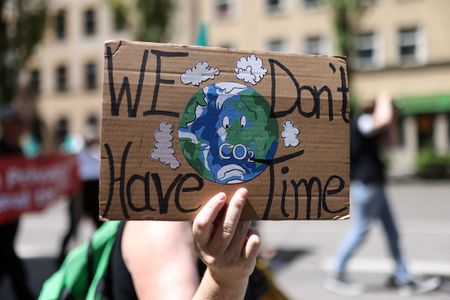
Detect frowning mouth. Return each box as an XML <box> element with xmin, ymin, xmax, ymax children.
<box><xmin>217</xmin><ymin>164</ymin><xmax>246</xmax><ymax>182</ymax></box>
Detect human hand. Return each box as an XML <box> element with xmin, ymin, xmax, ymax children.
<box><xmin>192</xmin><ymin>188</ymin><xmax>260</xmax><ymax>287</ymax></box>
<box><xmin>373</xmin><ymin>91</ymin><xmax>394</xmax><ymax>130</ymax></box>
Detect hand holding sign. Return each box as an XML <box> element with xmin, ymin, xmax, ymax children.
<box><xmin>193</xmin><ymin>188</ymin><xmax>260</xmax><ymax>299</ymax></box>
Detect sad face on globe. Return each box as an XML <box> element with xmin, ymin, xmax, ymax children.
<box><xmin>179</xmin><ymin>82</ymin><xmax>278</xmax><ymax>184</ymax></box>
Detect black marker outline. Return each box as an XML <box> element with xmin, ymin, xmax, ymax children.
<box><xmin>251</xmin><ymin>149</ymin><xmax>305</xmax><ymax>165</ymax></box>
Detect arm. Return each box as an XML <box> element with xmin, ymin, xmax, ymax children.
<box><xmin>122</xmin><ymin>221</ymin><xmax>199</xmax><ymax>299</ymax></box>
<box><xmin>193</xmin><ymin>188</ymin><xmax>261</xmax><ymax>300</ymax></box>
<box><xmin>122</xmin><ymin>188</ymin><xmax>260</xmax><ymax>300</ymax></box>
<box><xmin>372</xmin><ymin>92</ymin><xmax>394</xmax><ymax>132</ymax></box>
<box><xmin>357</xmin><ymin>93</ymin><xmax>394</xmax><ymax>137</ymax></box>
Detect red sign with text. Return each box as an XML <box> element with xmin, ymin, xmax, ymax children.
<box><xmin>0</xmin><ymin>154</ymin><xmax>81</xmax><ymax>224</ymax></box>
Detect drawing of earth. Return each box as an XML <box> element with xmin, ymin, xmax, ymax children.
<box><xmin>178</xmin><ymin>82</ymin><xmax>278</xmax><ymax>184</ymax></box>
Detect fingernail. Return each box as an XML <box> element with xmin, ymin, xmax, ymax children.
<box><xmin>217</xmin><ymin>192</ymin><xmax>226</xmax><ymax>201</ymax></box>
<box><xmin>238</xmin><ymin>188</ymin><xmax>248</xmax><ymax>199</ymax></box>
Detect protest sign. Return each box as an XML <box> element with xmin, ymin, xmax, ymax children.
<box><xmin>0</xmin><ymin>154</ymin><xmax>81</xmax><ymax>224</ymax></box>
<box><xmin>100</xmin><ymin>41</ymin><xmax>349</xmax><ymax>221</ymax></box>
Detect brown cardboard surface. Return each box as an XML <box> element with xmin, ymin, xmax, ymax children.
<box><xmin>100</xmin><ymin>40</ymin><xmax>349</xmax><ymax>221</ymax></box>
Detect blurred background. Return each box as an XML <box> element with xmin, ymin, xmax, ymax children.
<box><xmin>0</xmin><ymin>0</ymin><xmax>449</xmax><ymax>299</ymax></box>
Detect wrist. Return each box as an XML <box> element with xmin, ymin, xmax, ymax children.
<box><xmin>206</xmin><ymin>267</ymin><xmax>249</xmax><ymax>295</ymax></box>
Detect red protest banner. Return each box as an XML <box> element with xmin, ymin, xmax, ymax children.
<box><xmin>0</xmin><ymin>154</ymin><xmax>81</xmax><ymax>224</ymax></box>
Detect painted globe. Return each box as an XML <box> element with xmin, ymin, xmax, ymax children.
<box><xmin>179</xmin><ymin>82</ymin><xmax>278</xmax><ymax>184</ymax></box>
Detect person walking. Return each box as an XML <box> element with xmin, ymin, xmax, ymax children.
<box><xmin>0</xmin><ymin>107</ymin><xmax>35</xmax><ymax>299</ymax></box>
<box><xmin>58</xmin><ymin>125</ymin><xmax>102</xmax><ymax>264</ymax></box>
<box><xmin>324</xmin><ymin>93</ymin><xmax>440</xmax><ymax>296</ymax></box>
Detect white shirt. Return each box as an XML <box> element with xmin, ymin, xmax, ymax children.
<box><xmin>357</xmin><ymin>114</ymin><xmax>375</xmax><ymax>136</ymax></box>
<box><xmin>77</xmin><ymin>144</ymin><xmax>100</xmax><ymax>180</ymax></box>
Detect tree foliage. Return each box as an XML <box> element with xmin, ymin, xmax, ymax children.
<box><xmin>0</xmin><ymin>0</ymin><xmax>46</xmax><ymax>105</ymax></box>
<box><xmin>328</xmin><ymin>0</ymin><xmax>366</xmax><ymax>79</ymax></box>
<box><xmin>108</xmin><ymin>0</ymin><xmax>173</xmax><ymax>42</ymax></box>
<box><xmin>135</xmin><ymin>0</ymin><xmax>173</xmax><ymax>42</ymax></box>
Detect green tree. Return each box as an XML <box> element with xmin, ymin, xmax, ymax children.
<box><xmin>0</xmin><ymin>0</ymin><xmax>46</xmax><ymax>105</ymax></box>
<box><xmin>108</xmin><ymin>0</ymin><xmax>173</xmax><ymax>42</ymax></box>
<box><xmin>328</xmin><ymin>0</ymin><xmax>366</xmax><ymax>80</ymax></box>
<box><xmin>135</xmin><ymin>0</ymin><xmax>173</xmax><ymax>42</ymax></box>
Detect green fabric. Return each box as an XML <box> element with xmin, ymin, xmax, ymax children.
<box><xmin>39</xmin><ymin>221</ymin><xmax>120</xmax><ymax>300</ymax></box>
<box><xmin>395</xmin><ymin>94</ymin><xmax>450</xmax><ymax>115</ymax></box>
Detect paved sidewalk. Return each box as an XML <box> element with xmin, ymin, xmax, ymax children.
<box><xmin>0</xmin><ymin>181</ymin><xmax>449</xmax><ymax>299</ymax></box>
<box><xmin>259</xmin><ymin>181</ymin><xmax>450</xmax><ymax>299</ymax></box>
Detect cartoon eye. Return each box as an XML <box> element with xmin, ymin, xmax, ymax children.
<box><xmin>240</xmin><ymin>115</ymin><xmax>247</xmax><ymax>128</ymax></box>
<box><xmin>222</xmin><ymin>116</ymin><xmax>230</xmax><ymax>129</ymax></box>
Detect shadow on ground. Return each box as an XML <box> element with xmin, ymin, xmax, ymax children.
<box><xmin>439</xmin><ymin>276</ymin><xmax>450</xmax><ymax>294</ymax></box>
<box><xmin>267</xmin><ymin>247</ymin><xmax>311</xmax><ymax>272</ymax></box>
<box><xmin>1</xmin><ymin>256</ymin><xmax>449</xmax><ymax>299</ymax></box>
<box><xmin>361</xmin><ymin>275</ymin><xmax>450</xmax><ymax>295</ymax></box>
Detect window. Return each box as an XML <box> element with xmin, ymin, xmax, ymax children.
<box><xmin>266</xmin><ymin>0</ymin><xmax>283</xmax><ymax>13</ymax></box>
<box><xmin>56</xmin><ymin>65</ymin><xmax>68</xmax><ymax>92</ymax></box>
<box><xmin>215</xmin><ymin>0</ymin><xmax>234</xmax><ymax>19</ymax></box>
<box><xmin>29</xmin><ymin>69</ymin><xmax>40</xmax><ymax>93</ymax></box>
<box><xmin>55</xmin><ymin>117</ymin><xmax>69</xmax><ymax>145</ymax></box>
<box><xmin>55</xmin><ymin>10</ymin><xmax>66</xmax><ymax>40</ymax></box>
<box><xmin>417</xmin><ymin>114</ymin><xmax>434</xmax><ymax>149</ymax></box>
<box><xmin>84</xmin><ymin>9</ymin><xmax>96</xmax><ymax>35</ymax></box>
<box><xmin>354</xmin><ymin>32</ymin><xmax>378</xmax><ymax>70</ymax></box>
<box><xmin>397</xmin><ymin>115</ymin><xmax>405</xmax><ymax>148</ymax></box>
<box><xmin>85</xmin><ymin>62</ymin><xmax>97</xmax><ymax>90</ymax></box>
<box><xmin>303</xmin><ymin>0</ymin><xmax>323</xmax><ymax>9</ymax></box>
<box><xmin>267</xmin><ymin>39</ymin><xmax>286</xmax><ymax>52</ymax></box>
<box><xmin>398</xmin><ymin>27</ymin><xmax>424</xmax><ymax>66</ymax></box>
<box><xmin>87</xmin><ymin>115</ymin><xmax>98</xmax><ymax>127</ymax></box>
<box><xmin>304</xmin><ymin>36</ymin><xmax>325</xmax><ymax>55</ymax></box>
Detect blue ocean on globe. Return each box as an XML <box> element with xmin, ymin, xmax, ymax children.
<box><xmin>179</xmin><ymin>82</ymin><xmax>278</xmax><ymax>184</ymax></box>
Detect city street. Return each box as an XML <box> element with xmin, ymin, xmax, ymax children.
<box><xmin>259</xmin><ymin>181</ymin><xmax>450</xmax><ymax>299</ymax></box>
<box><xmin>1</xmin><ymin>181</ymin><xmax>449</xmax><ymax>299</ymax></box>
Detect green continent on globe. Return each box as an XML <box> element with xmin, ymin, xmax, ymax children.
<box><xmin>178</xmin><ymin>82</ymin><xmax>278</xmax><ymax>184</ymax></box>
<box><xmin>224</xmin><ymin>89</ymin><xmax>278</xmax><ymax>169</ymax></box>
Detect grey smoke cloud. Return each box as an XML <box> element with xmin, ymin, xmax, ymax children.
<box><xmin>235</xmin><ymin>54</ymin><xmax>267</xmax><ymax>85</ymax></box>
<box><xmin>181</xmin><ymin>62</ymin><xmax>220</xmax><ymax>86</ymax></box>
<box><xmin>151</xmin><ymin>122</ymin><xmax>180</xmax><ymax>169</ymax></box>
<box><xmin>281</xmin><ymin>121</ymin><xmax>300</xmax><ymax>147</ymax></box>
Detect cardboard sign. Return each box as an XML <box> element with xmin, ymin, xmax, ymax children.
<box><xmin>0</xmin><ymin>154</ymin><xmax>81</xmax><ymax>224</ymax></box>
<box><xmin>100</xmin><ymin>41</ymin><xmax>349</xmax><ymax>221</ymax></box>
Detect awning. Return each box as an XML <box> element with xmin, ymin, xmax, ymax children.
<box><xmin>395</xmin><ymin>94</ymin><xmax>450</xmax><ymax>115</ymax></box>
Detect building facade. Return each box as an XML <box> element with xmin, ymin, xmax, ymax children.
<box><xmin>21</xmin><ymin>0</ymin><xmax>450</xmax><ymax>173</ymax></box>
<box><xmin>197</xmin><ymin>0</ymin><xmax>450</xmax><ymax>174</ymax></box>
<box><xmin>21</xmin><ymin>0</ymin><xmax>195</xmax><ymax>151</ymax></box>
<box><xmin>22</xmin><ymin>0</ymin><xmax>134</xmax><ymax>150</ymax></box>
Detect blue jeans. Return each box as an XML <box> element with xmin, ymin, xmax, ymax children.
<box><xmin>332</xmin><ymin>181</ymin><xmax>411</xmax><ymax>284</ymax></box>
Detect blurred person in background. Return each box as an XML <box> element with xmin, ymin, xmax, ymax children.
<box><xmin>324</xmin><ymin>93</ymin><xmax>441</xmax><ymax>296</ymax></box>
<box><xmin>58</xmin><ymin>124</ymin><xmax>102</xmax><ymax>264</ymax></box>
<box><xmin>77</xmin><ymin>125</ymin><xmax>102</xmax><ymax>228</ymax></box>
<box><xmin>0</xmin><ymin>107</ymin><xmax>35</xmax><ymax>299</ymax></box>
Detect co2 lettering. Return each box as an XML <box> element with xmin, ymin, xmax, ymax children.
<box><xmin>218</xmin><ymin>143</ymin><xmax>254</xmax><ymax>162</ymax></box>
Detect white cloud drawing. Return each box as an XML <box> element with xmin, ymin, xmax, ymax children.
<box><xmin>235</xmin><ymin>54</ymin><xmax>267</xmax><ymax>85</ymax></box>
<box><xmin>282</xmin><ymin>121</ymin><xmax>300</xmax><ymax>148</ymax></box>
<box><xmin>151</xmin><ymin>122</ymin><xmax>180</xmax><ymax>169</ymax></box>
<box><xmin>181</xmin><ymin>62</ymin><xmax>219</xmax><ymax>86</ymax></box>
